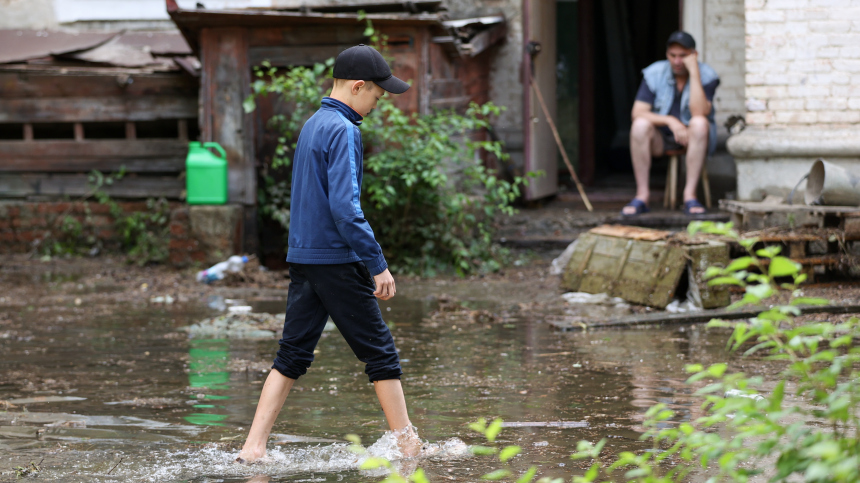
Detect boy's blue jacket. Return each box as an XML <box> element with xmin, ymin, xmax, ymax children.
<box><xmin>286</xmin><ymin>97</ymin><xmax>388</xmax><ymax>276</ymax></box>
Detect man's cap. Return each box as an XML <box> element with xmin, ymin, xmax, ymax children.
<box><xmin>333</xmin><ymin>44</ymin><xmax>410</xmax><ymax>94</ymax></box>
<box><xmin>666</xmin><ymin>31</ymin><xmax>696</xmax><ymax>49</ymax></box>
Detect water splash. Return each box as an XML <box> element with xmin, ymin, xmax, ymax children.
<box><xmin>108</xmin><ymin>429</ymin><xmax>469</xmax><ymax>482</ymax></box>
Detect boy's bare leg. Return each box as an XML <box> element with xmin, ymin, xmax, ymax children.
<box><xmin>237</xmin><ymin>370</ymin><xmax>295</xmax><ymax>463</ymax></box>
<box><xmin>373</xmin><ymin>379</ymin><xmax>421</xmax><ymax>458</ymax></box>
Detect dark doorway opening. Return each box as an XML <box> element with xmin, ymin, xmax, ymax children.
<box><xmin>593</xmin><ymin>0</ymin><xmax>680</xmax><ymax>178</ymax></box>
<box><xmin>564</xmin><ymin>0</ymin><xmax>679</xmax><ymax>188</ymax></box>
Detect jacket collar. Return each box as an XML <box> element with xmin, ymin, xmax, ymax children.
<box><xmin>322</xmin><ymin>97</ymin><xmax>363</xmax><ymax>125</ymax></box>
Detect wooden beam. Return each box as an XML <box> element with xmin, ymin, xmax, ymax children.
<box><xmin>178</xmin><ymin>119</ymin><xmax>188</xmax><ymax>141</ymax></box>
<box><xmin>74</xmin><ymin>123</ymin><xmax>84</xmax><ymax>141</ymax></box>
<box><xmin>0</xmin><ymin>173</ymin><xmax>183</xmax><ymax>199</ymax></box>
<box><xmin>125</xmin><ymin>122</ymin><xmax>137</xmax><ymax>140</ymax></box>
<box><xmin>248</xmin><ymin>45</ymin><xmax>353</xmax><ymax>67</ymax></box>
<box><xmin>0</xmin><ymin>140</ymin><xmax>187</xmax><ymax>172</ymax></box>
<box><xmin>23</xmin><ymin>123</ymin><xmax>33</xmax><ymax>141</ymax></box>
<box><xmin>0</xmin><ymin>96</ymin><xmax>199</xmax><ymax>123</ymax></box>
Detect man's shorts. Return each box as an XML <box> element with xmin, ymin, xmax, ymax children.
<box><xmin>271</xmin><ymin>262</ymin><xmax>402</xmax><ymax>383</ymax></box>
<box><xmin>658</xmin><ymin>126</ymin><xmax>684</xmax><ymax>152</ymax></box>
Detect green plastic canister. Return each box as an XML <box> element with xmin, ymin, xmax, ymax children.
<box><xmin>186</xmin><ymin>142</ymin><xmax>228</xmax><ymax>205</ymax></box>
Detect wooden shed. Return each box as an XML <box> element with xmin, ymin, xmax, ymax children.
<box><xmin>167</xmin><ymin>0</ymin><xmax>505</xmax><ymax>253</ymax></box>
<box><xmin>0</xmin><ymin>30</ymin><xmax>199</xmax><ymax>200</ymax></box>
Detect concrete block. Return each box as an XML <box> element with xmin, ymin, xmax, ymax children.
<box><xmin>746</xmin><ymin>111</ymin><xmax>775</xmax><ymax>125</ymax></box>
<box><xmin>188</xmin><ymin>204</ymin><xmax>243</xmax><ymax>265</ymax></box>
<box><xmin>765</xmin><ymin>0</ymin><xmax>809</xmax><ymax>7</ymax></box>
<box><xmin>806</xmin><ymin>97</ymin><xmax>848</xmax><ymax>110</ymax></box>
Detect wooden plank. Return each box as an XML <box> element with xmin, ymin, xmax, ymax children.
<box><xmin>74</xmin><ymin>123</ymin><xmax>84</xmax><ymax>141</ymax></box>
<box><xmin>0</xmin><ymin>173</ymin><xmax>183</xmax><ymax>199</ymax></box>
<box><xmin>23</xmin><ymin>123</ymin><xmax>33</xmax><ymax>141</ymax></box>
<box><xmin>0</xmin><ymin>140</ymin><xmax>187</xmax><ymax>172</ymax></box>
<box><xmin>720</xmin><ymin>199</ymin><xmax>860</xmax><ymax>216</ymax></box>
<box><xmin>249</xmin><ymin>45</ymin><xmax>353</xmax><ymax>67</ymax></box>
<box><xmin>201</xmin><ymin>27</ymin><xmax>256</xmax><ymax>207</ymax></box>
<box><xmin>548</xmin><ymin>304</ymin><xmax>860</xmax><ymax>331</ymax></box>
<box><xmin>0</xmin><ymin>96</ymin><xmax>198</xmax><ymax>123</ymax></box>
<box><xmin>0</xmin><ymin>72</ymin><xmax>198</xmax><ymax>99</ymax></box>
<box><xmin>589</xmin><ymin>224</ymin><xmax>671</xmax><ymax>241</ymax></box>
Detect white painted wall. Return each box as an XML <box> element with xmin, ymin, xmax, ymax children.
<box><xmin>0</xmin><ymin>0</ymin><xmax>57</xmax><ymax>29</ymax></box>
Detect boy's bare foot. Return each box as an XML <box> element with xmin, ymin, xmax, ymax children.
<box><xmin>394</xmin><ymin>426</ymin><xmax>422</xmax><ymax>459</ymax></box>
<box><xmin>235</xmin><ymin>446</ymin><xmax>266</xmax><ymax>464</ymax></box>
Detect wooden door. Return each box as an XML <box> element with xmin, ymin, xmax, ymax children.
<box><xmin>524</xmin><ymin>0</ymin><xmax>558</xmax><ymax>200</ymax></box>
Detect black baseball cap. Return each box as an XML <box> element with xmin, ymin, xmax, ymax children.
<box><xmin>333</xmin><ymin>44</ymin><xmax>410</xmax><ymax>94</ymax></box>
<box><xmin>666</xmin><ymin>31</ymin><xmax>696</xmax><ymax>49</ymax></box>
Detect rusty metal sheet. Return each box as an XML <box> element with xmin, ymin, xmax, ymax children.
<box><xmin>115</xmin><ymin>31</ymin><xmax>192</xmax><ymax>55</ymax></box>
<box><xmin>0</xmin><ymin>30</ymin><xmax>115</xmax><ymax>64</ymax></box>
<box><xmin>68</xmin><ymin>36</ymin><xmax>161</xmax><ymax>67</ymax></box>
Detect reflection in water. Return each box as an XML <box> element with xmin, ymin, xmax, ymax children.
<box><xmin>186</xmin><ymin>338</ymin><xmax>231</xmax><ymax>426</ymax></box>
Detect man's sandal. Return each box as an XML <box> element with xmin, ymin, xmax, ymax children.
<box><xmin>683</xmin><ymin>199</ymin><xmax>707</xmax><ymax>216</ymax></box>
<box><xmin>621</xmin><ymin>198</ymin><xmax>650</xmax><ymax>217</ymax></box>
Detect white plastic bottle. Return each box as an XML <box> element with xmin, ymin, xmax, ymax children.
<box><xmin>196</xmin><ymin>255</ymin><xmax>249</xmax><ymax>284</ymax></box>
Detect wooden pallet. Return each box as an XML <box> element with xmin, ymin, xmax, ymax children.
<box><xmin>720</xmin><ymin>200</ymin><xmax>860</xmax><ymax>234</ymax></box>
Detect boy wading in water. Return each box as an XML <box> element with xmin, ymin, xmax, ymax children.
<box><xmin>236</xmin><ymin>45</ymin><xmax>420</xmax><ymax>464</ymax></box>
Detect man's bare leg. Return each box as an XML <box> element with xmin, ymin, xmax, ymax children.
<box><xmin>237</xmin><ymin>370</ymin><xmax>295</xmax><ymax>463</ymax></box>
<box><xmin>683</xmin><ymin>115</ymin><xmax>709</xmax><ymax>213</ymax></box>
<box><xmin>373</xmin><ymin>379</ymin><xmax>421</xmax><ymax>458</ymax></box>
<box><xmin>624</xmin><ymin>117</ymin><xmax>665</xmax><ymax>215</ymax></box>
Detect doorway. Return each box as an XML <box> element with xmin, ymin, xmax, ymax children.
<box><xmin>536</xmin><ymin>0</ymin><xmax>680</xmax><ymax>193</ymax></box>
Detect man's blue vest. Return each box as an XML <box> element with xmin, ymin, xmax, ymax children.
<box><xmin>642</xmin><ymin>59</ymin><xmax>720</xmax><ymax>154</ymax></box>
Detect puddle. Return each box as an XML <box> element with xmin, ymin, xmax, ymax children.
<box><xmin>0</xmin><ymin>276</ymin><xmax>784</xmax><ymax>482</ymax></box>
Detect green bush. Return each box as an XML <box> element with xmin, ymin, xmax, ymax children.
<box><xmin>245</xmin><ymin>61</ymin><xmax>532</xmax><ymax>276</ymax></box>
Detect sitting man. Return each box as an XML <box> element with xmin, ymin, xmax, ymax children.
<box><xmin>622</xmin><ymin>31</ymin><xmax>720</xmax><ymax>216</ymax></box>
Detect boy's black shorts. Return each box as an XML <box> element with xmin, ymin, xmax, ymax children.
<box><xmin>272</xmin><ymin>262</ymin><xmax>402</xmax><ymax>383</ymax></box>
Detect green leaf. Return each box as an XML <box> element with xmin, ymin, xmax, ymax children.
<box><xmin>410</xmin><ymin>468</ymin><xmax>430</xmax><ymax>483</ymax></box>
<box><xmin>482</xmin><ymin>469</ymin><xmax>512</xmax><ymax>480</ymax></box>
<box><xmin>242</xmin><ymin>96</ymin><xmax>257</xmax><ymax>113</ymax></box>
<box><xmin>769</xmin><ymin>380</ymin><xmax>785</xmax><ymax>412</ymax></box>
<box><xmin>359</xmin><ymin>456</ymin><xmax>390</xmax><ymax>470</ymax></box>
<box><xmin>499</xmin><ymin>445</ymin><xmax>521</xmax><ymax>462</ymax></box>
<box><xmin>769</xmin><ymin>256</ymin><xmax>801</xmax><ymax>277</ymax></box>
<box><xmin>725</xmin><ymin>256</ymin><xmax>755</xmax><ymax>272</ymax></box>
<box><xmin>708</xmin><ymin>276</ymin><xmax>745</xmax><ymax>287</ymax></box>
<box><xmin>470</xmin><ymin>445</ymin><xmax>498</xmax><ymax>456</ymax></box>
<box><xmin>469</xmin><ymin>418</ymin><xmax>488</xmax><ymax>433</ymax></box>
<box><xmin>790</xmin><ymin>297</ymin><xmax>830</xmax><ymax>306</ymax></box>
<box><xmin>756</xmin><ymin>245</ymin><xmax>782</xmax><ymax>258</ymax></box>
<box><xmin>485</xmin><ymin>418</ymin><xmax>503</xmax><ymax>442</ymax></box>
<box><xmin>707</xmin><ymin>363</ymin><xmax>728</xmax><ymax>378</ymax></box>
<box><xmin>516</xmin><ymin>466</ymin><xmax>537</xmax><ymax>483</ymax></box>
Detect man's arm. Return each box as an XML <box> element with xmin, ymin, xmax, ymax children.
<box><xmin>683</xmin><ymin>51</ymin><xmax>711</xmax><ymax>117</ymax></box>
<box><xmin>631</xmin><ymin>101</ymin><xmax>684</xmax><ymax>128</ymax></box>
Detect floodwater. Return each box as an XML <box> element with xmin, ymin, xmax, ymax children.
<box><xmin>0</xmin><ymin>275</ymin><xmax>768</xmax><ymax>482</ymax></box>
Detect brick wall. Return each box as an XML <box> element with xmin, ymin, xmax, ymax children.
<box><xmin>704</xmin><ymin>0</ymin><xmax>746</xmax><ymax>138</ymax></box>
<box><xmin>744</xmin><ymin>0</ymin><xmax>860</xmax><ymax>128</ymax></box>
<box><xmin>0</xmin><ymin>200</ymin><xmax>230</xmax><ymax>267</ymax></box>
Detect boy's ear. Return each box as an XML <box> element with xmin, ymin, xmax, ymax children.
<box><xmin>351</xmin><ymin>80</ymin><xmax>366</xmax><ymax>95</ymax></box>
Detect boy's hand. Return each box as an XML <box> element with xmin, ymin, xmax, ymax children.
<box><xmin>373</xmin><ymin>269</ymin><xmax>396</xmax><ymax>300</ymax></box>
